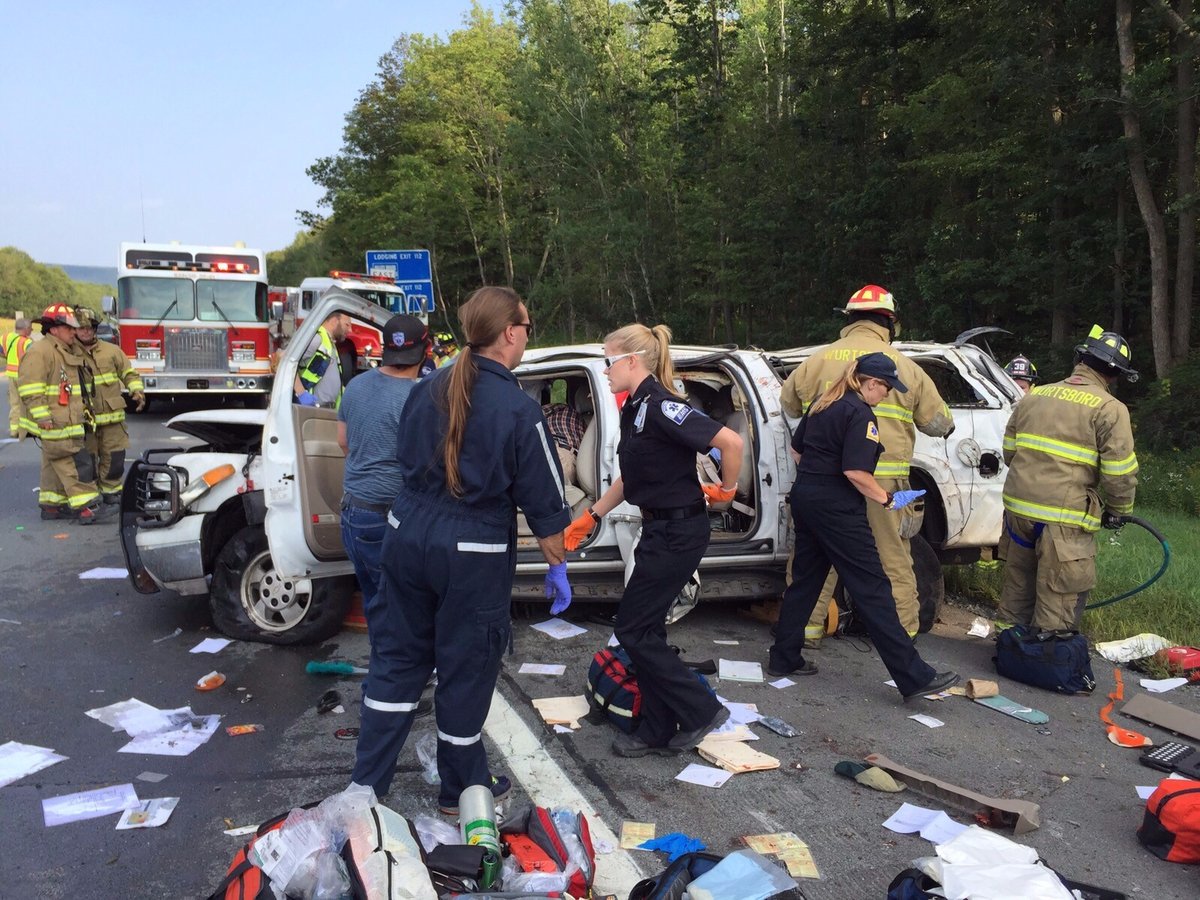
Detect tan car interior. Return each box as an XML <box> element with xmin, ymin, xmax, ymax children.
<box><xmin>293</xmin><ymin>406</ymin><xmax>347</xmax><ymax>560</ymax></box>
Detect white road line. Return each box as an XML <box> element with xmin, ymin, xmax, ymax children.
<box><xmin>485</xmin><ymin>690</ymin><xmax>645</xmax><ymax>895</ymax></box>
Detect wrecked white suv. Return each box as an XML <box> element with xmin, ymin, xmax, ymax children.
<box><xmin>120</xmin><ymin>287</ymin><xmax>1017</xmax><ymax>644</ymax></box>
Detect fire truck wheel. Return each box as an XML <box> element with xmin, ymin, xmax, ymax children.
<box><xmin>210</xmin><ymin>526</ymin><xmax>353</xmax><ymax>645</ymax></box>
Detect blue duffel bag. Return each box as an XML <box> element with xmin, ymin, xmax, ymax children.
<box><xmin>994</xmin><ymin>625</ymin><xmax>1096</xmax><ymax>694</ymax></box>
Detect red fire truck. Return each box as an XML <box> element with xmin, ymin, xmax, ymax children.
<box><xmin>294</xmin><ymin>271</ymin><xmax>428</xmax><ymax>370</ymax></box>
<box><xmin>112</xmin><ymin>242</ymin><xmax>274</xmax><ymax>406</ymax></box>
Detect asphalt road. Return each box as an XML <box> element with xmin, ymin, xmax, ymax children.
<box><xmin>0</xmin><ymin>399</ymin><xmax>1196</xmax><ymax>898</ymax></box>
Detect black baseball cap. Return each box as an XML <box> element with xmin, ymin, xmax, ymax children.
<box><xmin>381</xmin><ymin>314</ymin><xmax>429</xmax><ymax>366</ymax></box>
<box><xmin>857</xmin><ymin>352</ymin><xmax>908</xmax><ymax>393</ymax></box>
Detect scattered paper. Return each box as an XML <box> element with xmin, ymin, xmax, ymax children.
<box><xmin>79</xmin><ymin>567</ymin><xmax>128</xmax><ymax>579</ymax></box>
<box><xmin>607</xmin><ymin>633</ymin><xmax>619</xmax><ymax>648</ymax></box>
<box><xmin>770</xmin><ymin>677</ymin><xmax>796</xmax><ymax>689</ymax></box>
<box><xmin>224</xmin><ymin>824</ymin><xmax>258</xmax><ymax>837</ymax></box>
<box><xmin>703</xmin><ymin>724</ymin><xmax>759</xmax><ymax>742</ymax></box>
<box><xmin>743</xmin><ymin>833</ymin><xmax>821</xmax><ymax>879</ymax></box>
<box><xmin>1095</xmin><ymin>633</ymin><xmax>1173</xmax><ymax>663</ymax></box>
<box><xmin>713</xmin><ymin>639</ymin><xmax>740</xmax><ymax>646</ymax></box>
<box><xmin>884</xmin><ymin>679</ymin><xmax>897</xmax><ymax>687</ymax></box>
<box><xmin>530</xmin><ymin>618</ymin><xmax>588</xmax><ymax>640</ymax></box>
<box><xmin>0</xmin><ymin>741</ymin><xmax>68</xmax><ymax>788</ymax></box>
<box><xmin>136</xmin><ymin>772</ymin><xmax>167</xmax><ymax>783</ymax></box>
<box><xmin>88</xmin><ymin>699</ymin><xmax>222</xmax><ymax>756</ymax></box>
<box><xmin>620</xmin><ymin>821</ymin><xmax>656</xmax><ymax>849</ymax></box>
<box><xmin>718</xmin><ymin>659</ymin><xmax>764</xmax><ymax>683</ymax></box>
<box><xmin>532</xmin><ymin>695</ymin><xmax>590</xmax><ymax>729</ymax></box>
<box><xmin>720</xmin><ymin>699</ymin><xmax>762</xmax><ymax>726</ymax></box>
<box><xmin>519</xmin><ymin>663</ymin><xmax>567</xmax><ymax>676</ymax></box>
<box><xmin>116</xmin><ymin>797</ymin><xmax>179</xmax><ymax>829</ymax></box>
<box><xmin>967</xmin><ymin>616</ymin><xmax>993</xmax><ymax>638</ymax></box>
<box><xmin>909</xmin><ymin>714</ymin><xmax>944</xmax><ymax>729</ymax></box>
<box><xmin>882</xmin><ymin>803</ymin><xmax>968</xmax><ymax>844</ymax></box>
<box><xmin>1141</xmin><ymin>677</ymin><xmax>1189</xmax><ymax>694</ymax></box>
<box><xmin>1137</xmin><ymin>785</ymin><xmax>1157</xmax><ymax>800</ymax></box>
<box><xmin>190</xmin><ymin>637</ymin><xmax>233</xmax><ymax>654</ymax></box>
<box><xmin>675</xmin><ymin>763</ymin><xmax>732</xmax><ymax>788</ymax></box>
<box><xmin>553</xmin><ymin>725</ymin><xmax>573</xmax><ymax>734</ymax></box>
<box><xmin>43</xmin><ymin>783</ymin><xmax>139</xmax><ymax>827</ymax></box>
<box><xmin>697</xmin><ymin>738</ymin><xmax>780</xmax><ymax>773</ymax></box>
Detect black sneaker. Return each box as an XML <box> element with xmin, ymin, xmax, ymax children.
<box><xmin>902</xmin><ymin>671</ymin><xmax>961</xmax><ymax>701</ymax></box>
<box><xmin>39</xmin><ymin>505</ymin><xmax>70</xmax><ymax>520</ymax></box>
<box><xmin>438</xmin><ymin>774</ymin><xmax>512</xmax><ymax>815</ymax></box>
<box><xmin>612</xmin><ymin>732</ymin><xmax>681</xmax><ymax>758</ymax></box>
<box><xmin>766</xmin><ymin>660</ymin><xmax>819</xmax><ymax>678</ymax></box>
<box><xmin>101</xmin><ymin>493</ymin><xmax>121</xmax><ymax>506</ymax></box>
<box><xmin>667</xmin><ymin>706</ymin><xmax>732</xmax><ymax>752</ymax></box>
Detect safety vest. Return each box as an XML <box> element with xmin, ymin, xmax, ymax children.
<box><xmin>298</xmin><ymin>326</ymin><xmax>343</xmax><ymax>408</ymax></box>
<box><xmin>3</xmin><ymin>333</ymin><xmax>32</xmax><ymax>379</ymax></box>
<box><xmin>1002</xmin><ymin>364</ymin><xmax>1138</xmax><ymax>532</ymax></box>
<box><xmin>16</xmin><ymin>334</ymin><xmax>93</xmax><ymax>441</ymax></box>
<box><xmin>80</xmin><ymin>339</ymin><xmax>144</xmax><ymax>426</ymax></box>
<box><xmin>780</xmin><ymin>320</ymin><xmax>954</xmax><ymax>478</ymax></box>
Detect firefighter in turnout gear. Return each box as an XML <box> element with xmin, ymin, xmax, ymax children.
<box><xmin>74</xmin><ymin>307</ymin><xmax>144</xmax><ymax>503</ymax></box>
<box><xmin>1005</xmin><ymin>355</ymin><xmax>1039</xmax><ymax>395</ymax></box>
<box><xmin>17</xmin><ymin>304</ymin><xmax>112</xmax><ymax>523</ymax></box>
<box><xmin>780</xmin><ymin>284</ymin><xmax>956</xmax><ymax>640</ymax></box>
<box><xmin>3</xmin><ymin>317</ymin><xmax>34</xmax><ymax>437</ymax></box>
<box><xmin>996</xmin><ymin>325</ymin><xmax>1139</xmax><ymax>632</ymax></box>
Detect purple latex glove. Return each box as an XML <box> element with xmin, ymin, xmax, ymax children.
<box><xmin>545</xmin><ymin>562</ymin><xmax>572</xmax><ymax>615</ymax></box>
<box><xmin>890</xmin><ymin>488</ymin><xmax>926</xmax><ymax>510</ymax></box>
<box><xmin>297</xmin><ymin>391</ymin><xmax>318</xmax><ymax>407</ymax></box>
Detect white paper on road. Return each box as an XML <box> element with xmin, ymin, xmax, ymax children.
<box><xmin>882</xmin><ymin>803</ymin><xmax>968</xmax><ymax>844</ymax></box>
<box><xmin>530</xmin><ymin>618</ymin><xmax>588</xmax><ymax>640</ymax></box>
<box><xmin>78</xmin><ymin>567</ymin><xmax>128</xmax><ymax>579</ymax></box>
<box><xmin>607</xmin><ymin>633</ymin><xmax>619</xmax><ymax>647</ymax></box>
<box><xmin>224</xmin><ymin>824</ymin><xmax>259</xmax><ymax>836</ymax></box>
<box><xmin>0</xmin><ymin>741</ymin><xmax>68</xmax><ymax>788</ymax></box>
<box><xmin>675</xmin><ymin>763</ymin><xmax>732</xmax><ymax>788</ymax></box>
<box><xmin>967</xmin><ymin>616</ymin><xmax>993</xmax><ymax>638</ymax></box>
<box><xmin>116</xmin><ymin>797</ymin><xmax>179</xmax><ymax>829</ymax></box>
<box><xmin>884</xmin><ymin>679</ymin><xmax>897</xmax><ymax>687</ymax></box>
<box><xmin>519</xmin><ymin>663</ymin><xmax>567</xmax><ymax>676</ymax></box>
<box><xmin>770</xmin><ymin>677</ymin><xmax>796</xmax><ymax>689</ymax></box>
<box><xmin>42</xmin><ymin>783</ymin><xmax>139</xmax><ymax>827</ymax></box>
<box><xmin>119</xmin><ymin>711</ymin><xmax>221</xmax><ymax>756</ymax></box>
<box><xmin>190</xmin><ymin>637</ymin><xmax>233</xmax><ymax>654</ymax></box>
<box><xmin>713</xmin><ymin>639</ymin><xmax>739</xmax><ymax>645</ymax></box>
<box><xmin>718</xmin><ymin>659</ymin><xmax>764</xmax><ymax>683</ymax></box>
<box><xmin>717</xmin><ymin>698</ymin><xmax>761</xmax><ymax>726</ymax></box>
<box><xmin>553</xmin><ymin>724</ymin><xmax>573</xmax><ymax>734</ymax></box>
<box><xmin>1140</xmin><ymin>676</ymin><xmax>1189</xmax><ymax>693</ymax></box>
<box><xmin>86</xmin><ymin>697</ymin><xmax>169</xmax><ymax>734</ymax></box>
<box><xmin>908</xmin><ymin>714</ymin><xmax>945</xmax><ymax>729</ymax></box>
<box><xmin>1137</xmin><ymin>785</ymin><xmax>1157</xmax><ymax>800</ymax></box>
<box><xmin>136</xmin><ymin>771</ymin><xmax>168</xmax><ymax>783</ymax></box>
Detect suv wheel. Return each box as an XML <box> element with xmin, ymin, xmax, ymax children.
<box><xmin>209</xmin><ymin>525</ymin><xmax>353</xmax><ymax>645</ymax></box>
<box><xmin>913</xmin><ymin>534</ymin><xmax>945</xmax><ymax>633</ymax></box>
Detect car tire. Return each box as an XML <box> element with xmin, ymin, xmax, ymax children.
<box><xmin>913</xmin><ymin>533</ymin><xmax>945</xmax><ymax>633</ymax></box>
<box><xmin>209</xmin><ymin>525</ymin><xmax>353</xmax><ymax>645</ymax></box>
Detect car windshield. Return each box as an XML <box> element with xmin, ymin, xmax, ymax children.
<box><xmin>117</xmin><ymin>277</ymin><xmax>194</xmax><ymax>320</ymax></box>
<box><xmin>349</xmin><ymin>288</ymin><xmax>404</xmax><ymax>312</ymax></box>
<box><xmin>197</xmin><ymin>279</ymin><xmax>268</xmax><ymax>322</ymax></box>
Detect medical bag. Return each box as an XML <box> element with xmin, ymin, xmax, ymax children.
<box><xmin>586</xmin><ymin>647</ymin><xmax>642</xmax><ymax>733</ymax></box>
<box><xmin>627</xmin><ymin>851</ymin><xmax>724</xmax><ymax>900</ymax></box>
<box><xmin>994</xmin><ymin>625</ymin><xmax>1096</xmax><ymax>694</ymax></box>
<box><xmin>1137</xmin><ymin>778</ymin><xmax>1200</xmax><ymax>863</ymax></box>
<box><xmin>500</xmin><ymin>804</ymin><xmax>596</xmax><ymax>898</ymax></box>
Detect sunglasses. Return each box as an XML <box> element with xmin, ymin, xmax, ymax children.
<box><xmin>604</xmin><ymin>350</ymin><xmax>645</xmax><ymax>368</ymax></box>
<box><xmin>512</xmin><ymin>321</ymin><xmax>535</xmax><ymax>337</ymax></box>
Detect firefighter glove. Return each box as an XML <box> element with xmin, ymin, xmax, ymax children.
<box><xmin>297</xmin><ymin>391</ymin><xmax>318</xmax><ymax>407</ymax></box>
<box><xmin>545</xmin><ymin>562</ymin><xmax>572</xmax><ymax>614</ymax></box>
<box><xmin>701</xmin><ymin>482</ymin><xmax>737</xmax><ymax>504</ymax></box>
<box><xmin>887</xmin><ymin>489</ymin><xmax>926</xmax><ymax>511</ymax></box>
<box><xmin>564</xmin><ymin>509</ymin><xmax>598</xmax><ymax>550</ymax></box>
<box><xmin>1101</xmin><ymin>510</ymin><xmax>1125</xmax><ymax>530</ymax></box>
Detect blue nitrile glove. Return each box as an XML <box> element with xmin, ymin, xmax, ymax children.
<box><xmin>297</xmin><ymin>391</ymin><xmax>318</xmax><ymax>407</ymax></box>
<box><xmin>889</xmin><ymin>489</ymin><xmax>926</xmax><ymax>511</ymax></box>
<box><xmin>639</xmin><ymin>832</ymin><xmax>707</xmax><ymax>862</ymax></box>
<box><xmin>708</xmin><ymin>447</ymin><xmax>722</xmax><ymax>465</ymax></box>
<box><xmin>545</xmin><ymin>562</ymin><xmax>572</xmax><ymax>615</ymax></box>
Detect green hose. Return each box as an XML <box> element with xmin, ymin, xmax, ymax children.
<box><xmin>1084</xmin><ymin>515</ymin><xmax>1172</xmax><ymax>610</ymax></box>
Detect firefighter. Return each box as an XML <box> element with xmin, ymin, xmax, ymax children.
<box><xmin>996</xmin><ymin>326</ymin><xmax>1139</xmax><ymax>632</ymax></box>
<box><xmin>74</xmin><ymin>307</ymin><xmax>145</xmax><ymax>503</ymax></box>
<box><xmin>780</xmin><ymin>285</ymin><xmax>955</xmax><ymax>642</ymax></box>
<box><xmin>17</xmin><ymin>304</ymin><xmax>110</xmax><ymax>523</ymax></box>
<box><xmin>3</xmin><ymin>317</ymin><xmax>33</xmax><ymax>437</ymax></box>
<box><xmin>1005</xmin><ymin>355</ymin><xmax>1039</xmax><ymax>395</ymax></box>
<box><xmin>294</xmin><ymin>311</ymin><xmax>351</xmax><ymax>408</ymax></box>
<box><xmin>351</xmin><ymin>287</ymin><xmax>572</xmax><ymax>811</ymax></box>
<box><xmin>433</xmin><ymin>331</ymin><xmax>461</xmax><ymax>368</ymax></box>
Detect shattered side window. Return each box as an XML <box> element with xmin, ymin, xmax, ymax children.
<box><xmin>916</xmin><ymin>358</ymin><xmax>985</xmax><ymax>407</ymax></box>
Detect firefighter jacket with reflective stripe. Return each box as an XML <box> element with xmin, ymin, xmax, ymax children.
<box><xmin>780</xmin><ymin>320</ymin><xmax>955</xmax><ymax>478</ymax></box>
<box><xmin>298</xmin><ymin>326</ymin><xmax>343</xmax><ymax>408</ymax></box>
<box><xmin>3</xmin><ymin>333</ymin><xmax>32</xmax><ymax>379</ymax></box>
<box><xmin>1002</xmin><ymin>364</ymin><xmax>1137</xmax><ymax>531</ymax></box>
<box><xmin>80</xmin><ymin>339</ymin><xmax>143</xmax><ymax>426</ymax></box>
<box><xmin>16</xmin><ymin>334</ymin><xmax>93</xmax><ymax>441</ymax></box>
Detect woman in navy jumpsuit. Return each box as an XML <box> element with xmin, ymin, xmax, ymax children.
<box><xmin>351</xmin><ymin>287</ymin><xmax>573</xmax><ymax>812</ymax></box>
<box><xmin>564</xmin><ymin>324</ymin><xmax>745</xmax><ymax>757</ymax></box>
<box><xmin>769</xmin><ymin>352</ymin><xmax>959</xmax><ymax>701</ymax></box>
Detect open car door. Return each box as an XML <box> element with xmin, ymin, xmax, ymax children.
<box><xmin>262</xmin><ymin>289</ymin><xmax>393</xmax><ymax>579</ymax></box>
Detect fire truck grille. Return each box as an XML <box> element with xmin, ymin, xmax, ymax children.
<box><xmin>166</xmin><ymin>329</ymin><xmax>227</xmax><ymax>371</ymax></box>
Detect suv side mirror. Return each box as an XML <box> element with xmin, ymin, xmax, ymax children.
<box><xmin>270</xmin><ymin>300</ymin><xmax>285</xmax><ymax>321</ymax></box>
<box><xmin>101</xmin><ymin>295</ymin><xmax>115</xmax><ymax>315</ymax></box>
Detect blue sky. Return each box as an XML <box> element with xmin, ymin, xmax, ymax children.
<box><xmin>0</xmin><ymin>1</ymin><xmax>505</xmax><ymax>267</ymax></box>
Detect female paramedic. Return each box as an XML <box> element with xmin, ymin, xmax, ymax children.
<box><xmin>564</xmin><ymin>324</ymin><xmax>745</xmax><ymax>758</ymax></box>
<box><xmin>351</xmin><ymin>287</ymin><xmax>573</xmax><ymax>813</ymax></box>
<box><xmin>769</xmin><ymin>352</ymin><xmax>960</xmax><ymax>701</ymax></box>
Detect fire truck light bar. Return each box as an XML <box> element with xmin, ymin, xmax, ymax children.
<box><xmin>131</xmin><ymin>258</ymin><xmax>259</xmax><ymax>274</ymax></box>
<box><xmin>328</xmin><ymin>270</ymin><xmax>396</xmax><ymax>283</ymax></box>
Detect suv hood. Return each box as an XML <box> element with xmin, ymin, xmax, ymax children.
<box><xmin>166</xmin><ymin>408</ymin><xmax>265</xmax><ymax>452</ymax></box>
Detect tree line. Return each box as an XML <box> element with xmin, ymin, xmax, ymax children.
<box><xmin>0</xmin><ymin>248</ymin><xmax>110</xmax><ymax>321</ymax></box>
<box><xmin>268</xmin><ymin>0</ymin><xmax>1200</xmax><ymax>382</ymax></box>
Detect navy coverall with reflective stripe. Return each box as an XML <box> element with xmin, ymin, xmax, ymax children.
<box><xmin>351</xmin><ymin>356</ymin><xmax>572</xmax><ymax>803</ymax></box>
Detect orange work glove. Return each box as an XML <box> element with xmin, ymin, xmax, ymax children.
<box><xmin>701</xmin><ymin>483</ymin><xmax>737</xmax><ymax>504</ymax></box>
<box><xmin>564</xmin><ymin>509</ymin><xmax>599</xmax><ymax>550</ymax></box>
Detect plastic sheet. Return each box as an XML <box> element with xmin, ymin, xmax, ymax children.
<box><xmin>415</xmin><ymin>731</ymin><xmax>440</xmax><ymax>784</ymax></box>
<box><xmin>685</xmin><ymin>849</ymin><xmax>797</xmax><ymax>900</ymax></box>
<box><xmin>414</xmin><ymin>814</ymin><xmax>462</xmax><ymax>854</ymax></box>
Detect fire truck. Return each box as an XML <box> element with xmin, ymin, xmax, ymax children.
<box><xmin>112</xmin><ymin>242</ymin><xmax>274</xmax><ymax>406</ymax></box>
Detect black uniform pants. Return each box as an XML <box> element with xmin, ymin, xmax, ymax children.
<box><xmin>615</xmin><ymin>513</ymin><xmax>723</xmax><ymax>746</ymax></box>
<box><xmin>771</xmin><ymin>476</ymin><xmax>935</xmax><ymax>697</ymax></box>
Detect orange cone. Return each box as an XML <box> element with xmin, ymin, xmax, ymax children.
<box><xmin>343</xmin><ymin>590</ymin><xmax>368</xmax><ymax>633</ymax></box>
